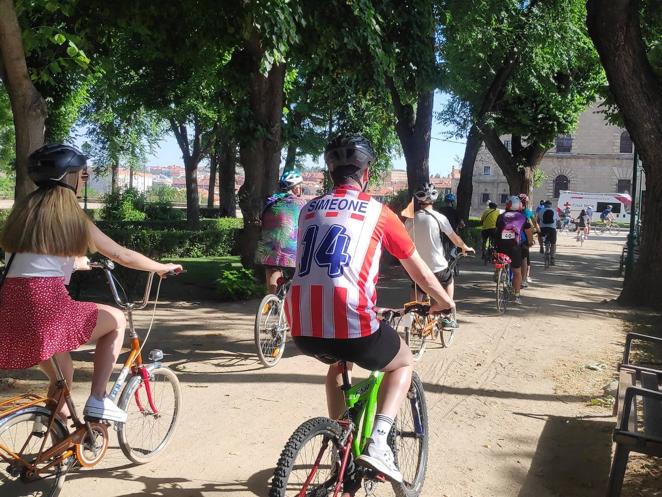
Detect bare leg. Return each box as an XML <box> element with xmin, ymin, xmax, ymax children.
<box><xmin>376</xmin><ymin>338</ymin><xmax>414</xmax><ymax>419</ymax></box>
<box><xmin>265</xmin><ymin>267</ymin><xmax>282</xmax><ymax>295</ymax></box>
<box><xmin>39</xmin><ymin>353</ymin><xmax>74</xmax><ymax>418</ymax></box>
<box><xmin>326</xmin><ymin>362</ymin><xmax>353</xmax><ymax>419</ymax></box>
<box><xmin>512</xmin><ymin>267</ymin><xmax>523</xmax><ymax>293</ymax></box>
<box><xmin>89</xmin><ymin>304</ymin><xmax>126</xmax><ymax>399</ymax></box>
<box><xmin>444</xmin><ymin>279</ymin><xmax>455</xmax><ymax>300</ymax></box>
<box><xmin>521</xmin><ymin>258</ymin><xmax>529</xmax><ymax>283</ymax></box>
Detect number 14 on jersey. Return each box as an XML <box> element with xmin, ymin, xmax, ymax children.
<box><xmin>299</xmin><ymin>224</ymin><xmax>352</xmax><ymax>278</ymax></box>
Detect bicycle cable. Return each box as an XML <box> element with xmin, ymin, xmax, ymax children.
<box><xmin>137</xmin><ymin>274</ymin><xmax>163</xmax><ymax>357</ymax></box>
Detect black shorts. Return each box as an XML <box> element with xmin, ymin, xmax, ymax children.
<box><xmin>410</xmin><ymin>266</ymin><xmax>453</xmax><ymax>290</ymax></box>
<box><xmin>495</xmin><ymin>240</ymin><xmax>523</xmax><ymax>269</ymax></box>
<box><xmin>540</xmin><ymin>227</ymin><xmax>557</xmax><ymax>245</ymax></box>
<box><xmin>521</xmin><ymin>245</ymin><xmax>530</xmax><ymax>262</ymax></box>
<box><xmin>292</xmin><ymin>320</ymin><xmax>402</xmax><ymax>371</ymax></box>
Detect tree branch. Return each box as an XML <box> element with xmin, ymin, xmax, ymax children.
<box><xmin>482</xmin><ymin>126</ymin><xmax>518</xmax><ymax>179</ymax></box>
<box><xmin>169</xmin><ymin>117</ymin><xmax>191</xmax><ymax>160</ymax></box>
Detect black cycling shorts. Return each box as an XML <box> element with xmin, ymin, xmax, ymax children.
<box><xmin>521</xmin><ymin>245</ymin><xmax>530</xmax><ymax>263</ymax></box>
<box><xmin>540</xmin><ymin>227</ymin><xmax>557</xmax><ymax>245</ymax></box>
<box><xmin>495</xmin><ymin>240</ymin><xmax>523</xmax><ymax>269</ymax></box>
<box><xmin>410</xmin><ymin>266</ymin><xmax>453</xmax><ymax>290</ymax></box>
<box><xmin>292</xmin><ymin>320</ymin><xmax>402</xmax><ymax>371</ymax></box>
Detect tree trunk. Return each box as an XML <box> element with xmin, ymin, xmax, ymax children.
<box><xmin>129</xmin><ymin>165</ymin><xmax>134</xmax><ymax>189</ymax></box>
<box><xmin>207</xmin><ymin>152</ymin><xmax>217</xmax><ymax>209</ymax></box>
<box><xmin>218</xmin><ymin>138</ymin><xmax>236</xmax><ymax>218</ymax></box>
<box><xmin>483</xmin><ymin>128</ymin><xmax>546</xmax><ymax>196</ymax></box>
<box><xmin>0</xmin><ymin>0</ymin><xmax>46</xmax><ymax>201</ymax></box>
<box><xmin>237</xmin><ymin>32</ymin><xmax>285</xmax><ymax>267</ymax></box>
<box><xmin>587</xmin><ymin>0</ymin><xmax>662</xmax><ymax>308</ymax></box>
<box><xmin>284</xmin><ymin>141</ymin><xmax>297</xmax><ymax>172</ymax></box>
<box><xmin>456</xmin><ymin>125</ymin><xmax>483</xmax><ymax>220</ymax></box>
<box><xmin>183</xmin><ymin>157</ymin><xmax>200</xmax><ymax>227</ymax></box>
<box><xmin>111</xmin><ymin>162</ymin><xmax>118</xmax><ymax>193</ymax></box>
<box><xmin>389</xmin><ymin>85</ymin><xmax>434</xmax><ymax>195</ymax></box>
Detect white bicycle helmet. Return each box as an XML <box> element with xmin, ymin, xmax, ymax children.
<box><xmin>278</xmin><ymin>170</ymin><xmax>304</xmax><ymax>191</ymax></box>
<box><xmin>414</xmin><ymin>183</ymin><xmax>439</xmax><ymax>203</ymax></box>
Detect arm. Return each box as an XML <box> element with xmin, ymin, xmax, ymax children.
<box><xmin>448</xmin><ymin>232</ymin><xmax>474</xmax><ymax>253</ymax></box>
<box><xmin>400</xmin><ymin>251</ymin><xmax>454</xmax><ymax>311</ymax></box>
<box><xmin>524</xmin><ymin>227</ymin><xmax>534</xmax><ymax>246</ymax></box>
<box><xmin>89</xmin><ymin>222</ymin><xmax>182</xmax><ymax>276</ymax></box>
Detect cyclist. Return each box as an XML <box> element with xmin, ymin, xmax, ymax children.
<box><xmin>495</xmin><ymin>196</ymin><xmax>533</xmax><ymax>304</ymax></box>
<box><xmin>600</xmin><ymin>204</ymin><xmax>615</xmax><ymax>228</ymax></box>
<box><xmin>286</xmin><ymin>134</ymin><xmax>454</xmax><ymax>483</ymax></box>
<box><xmin>255</xmin><ymin>170</ymin><xmax>305</xmax><ymax>294</ymax></box>
<box><xmin>438</xmin><ymin>193</ymin><xmax>465</xmax><ymax>260</ymax></box>
<box><xmin>586</xmin><ymin>205</ymin><xmax>594</xmax><ymax>235</ymax></box>
<box><xmin>0</xmin><ymin>144</ymin><xmax>181</xmax><ymax>422</ymax></box>
<box><xmin>537</xmin><ymin>200</ymin><xmax>559</xmax><ymax>265</ymax></box>
<box><xmin>576</xmin><ymin>208</ymin><xmax>589</xmax><ymax>241</ymax></box>
<box><xmin>405</xmin><ymin>183</ymin><xmax>475</xmax><ymax>324</ymax></box>
<box><xmin>480</xmin><ymin>201</ymin><xmax>499</xmax><ymax>259</ymax></box>
<box><xmin>518</xmin><ymin>194</ymin><xmax>537</xmax><ymax>287</ymax></box>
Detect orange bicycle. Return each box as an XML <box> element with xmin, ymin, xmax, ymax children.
<box><xmin>0</xmin><ymin>260</ymin><xmax>182</xmax><ymax>497</ymax></box>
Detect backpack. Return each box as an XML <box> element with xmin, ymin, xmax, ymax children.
<box><xmin>499</xmin><ymin>213</ymin><xmax>522</xmax><ymax>244</ymax></box>
<box><xmin>542</xmin><ymin>208</ymin><xmax>555</xmax><ymax>225</ymax></box>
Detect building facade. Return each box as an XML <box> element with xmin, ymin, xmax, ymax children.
<box><xmin>460</xmin><ymin>103</ymin><xmax>638</xmax><ymax>217</ymax></box>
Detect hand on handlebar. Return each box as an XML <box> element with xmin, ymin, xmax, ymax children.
<box><xmin>157</xmin><ymin>263</ymin><xmax>183</xmax><ymax>278</ymax></box>
<box><xmin>461</xmin><ymin>246</ymin><xmax>475</xmax><ymax>255</ymax></box>
<box><xmin>430</xmin><ymin>301</ymin><xmax>455</xmax><ymax>315</ymax></box>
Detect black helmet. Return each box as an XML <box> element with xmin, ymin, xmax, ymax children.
<box><xmin>324</xmin><ymin>134</ymin><xmax>375</xmax><ymax>174</ymax></box>
<box><xmin>28</xmin><ymin>144</ymin><xmax>87</xmax><ymax>191</ymax></box>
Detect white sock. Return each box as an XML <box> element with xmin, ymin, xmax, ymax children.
<box><xmin>371</xmin><ymin>414</ymin><xmax>394</xmax><ymax>448</ymax></box>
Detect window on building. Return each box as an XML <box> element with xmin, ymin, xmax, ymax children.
<box><xmin>553</xmin><ymin>175</ymin><xmax>569</xmax><ymax>198</ymax></box>
<box><xmin>503</xmin><ymin>139</ymin><xmax>512</xmax><ymax>152</ymax></box>
<box><xmin>620</xmin><ymin>131</ymin><xmax>633</xmax><ymax>153</ymax></box>
<box><xmin>483</xmin><ymin>165</ymin><xmax>491</xmax><ymax>176</ymax></box>
<box><xmin>481</xmin><ymin>192</ymin><xmax>490</xmax><ymax>203</ymax></box>
<box><xmin>555</xmin><ymin>135</ymin><xmax>573</xmax><ymax>153</ymax></box>
<box><xmin>617</xmin><ymin>179</ymin><xmax>631</xmax><ymax>194</ymax></box>
<box><xmin>500</xmin><ymin>193</ymin><xmax>508</xmax><ymax>204</ymax></box>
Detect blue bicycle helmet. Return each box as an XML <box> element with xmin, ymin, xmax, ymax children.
<box><xmin>444</xmin><ymin>193</ymin><xmax>456</xmax><ymax>204</ymax></box>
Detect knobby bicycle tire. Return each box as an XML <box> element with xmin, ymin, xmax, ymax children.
<box><xmin>390</xmin><ymin>372</ymin><xmax>429</xmax><ymax>497</ymax></box>
<box><xmin>254</xmin><ymin>294</ymin><xmax>287</xmax><ymax>367</ymax></box>
<box><xmin>0</xmin><ymin>407</ymin><xmax>71</xmax><ymax>497</ymax></box>
<box><xmin>399</xmin><ymin>313</ymin><xmax>428</xmax><ymax>361</ymax></box>
<box><xmin>495</xmin><ymin>268</ymin><xmax>508</xmax><ymax>314</ymax></box>
<box><xmin>117</xmin><ymin>367</ymin><xmax>182</xmax><ymax>464</ymax></box>
<box><xmin>270</xmin><ymin>417</ymin><xmax>343</xmax><ymax>497</ymax></box>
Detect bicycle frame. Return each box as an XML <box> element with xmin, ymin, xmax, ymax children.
<box><xmin>342</xmin><ymin>371</ymin><xmax>384</xmax><ymax>458</ymax></box>
<box><xmin>0</xmin><ymin>263</ymin><xmax>165</xmax><ymax>478</ymax></box>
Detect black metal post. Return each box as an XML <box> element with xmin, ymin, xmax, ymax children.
<box><xmin>625</xmin><ymin>149</ymin><xmax>638</xmax><ymax>280</ymax></box>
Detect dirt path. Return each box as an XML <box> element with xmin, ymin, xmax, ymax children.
<box><xmin>1</xmin><ymin>231</ymin><xmax>652</xmax><ymax>496</ymax></box>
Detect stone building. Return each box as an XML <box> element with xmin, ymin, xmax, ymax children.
<box><xmin>460</xmin><ymin>102</ymin><xmax>637</xmax><ymax>217</ymax></box>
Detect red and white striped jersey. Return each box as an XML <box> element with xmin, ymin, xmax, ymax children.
<box><xmin>285</xmin><ymin>185</ymin><xmax>415</xmax><ymax>339</ymax></box>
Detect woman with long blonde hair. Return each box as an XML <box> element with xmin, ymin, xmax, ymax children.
<box><xmin>0</xmin><ymin>144</ymin><xmax>181</xmax><ymax>422</ymax></box>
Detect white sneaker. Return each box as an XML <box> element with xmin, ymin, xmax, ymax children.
<box><xmin>527</xmin><ymin>276</ymin><xmax>533</xmax><ymax>283</ymax></box>
<box><xmin>521</xmin><ymin>281</ymin><xmax>528</xmax><ymax>288</ymax></box>
<box><xmin>357</xmin><ymin>439</ymin><xmax>403</xmax><ymax>483</ymax></box>
<box><xmin>83</xmin><ymin>395</ymin><xmax>128</xmax><ymax>423</ymax></box>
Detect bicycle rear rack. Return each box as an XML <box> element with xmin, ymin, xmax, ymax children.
<box><xmin>0</xmin><ymin>393</ymin><xmax>48</xmax><ymax>418</ymax></box>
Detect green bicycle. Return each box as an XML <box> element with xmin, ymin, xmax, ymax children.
<box><xmin>269</xmin><ymin>306</ymin><xmax>429</xmax><ymax>497</ymax></box>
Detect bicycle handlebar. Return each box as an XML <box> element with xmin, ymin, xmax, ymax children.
<box><xmin>88</xmin><ymin>259</ymin><xmax>182</xmax><ymax>310</ymax></box>
<box><xmin>376</xmin><ymin>301</ymin><xmax>453</xmax><ymax>322</ymax></box>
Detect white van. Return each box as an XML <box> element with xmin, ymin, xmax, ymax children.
<box><xmin>556</xmin><ymin>190</ymin><xmax>632</xmax><ymax>221</ymax></box>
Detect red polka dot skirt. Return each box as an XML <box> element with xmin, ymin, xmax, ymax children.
<box><xmin>0</xmin><ymin>277</ymin><xmax>98</xmax><ymax>370</ymax></box>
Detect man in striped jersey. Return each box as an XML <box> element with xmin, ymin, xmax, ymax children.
<box><xmin>285</xmin><ymin>134</ymin><xmax>454</xmax><ymax>482</ymax></box>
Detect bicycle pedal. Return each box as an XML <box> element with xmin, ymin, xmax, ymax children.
<box><xmin>271</xmin><ymin>347</ymin><xmax>280</xmax><ymax>358</ymax></box>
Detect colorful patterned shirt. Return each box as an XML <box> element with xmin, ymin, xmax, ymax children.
<box><xmin>255</xmin><ymin>193</ymin><xmax>305</xmax><ymax>268</ymax></box>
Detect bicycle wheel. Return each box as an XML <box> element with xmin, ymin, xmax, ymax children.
<box><xmin>270</xmin><ymin>417</ymin><xmax>343</xmax><ymax>497</ymax></box>
<box><xmin>544</xmin><ymin>245</ymin><xmax>551</xmax><ymax>269</ymax></box>
<box><xmin>255</xmin><ymin>294</ymin><xmax>287</xmax><ymax>367</ymax></box>
<box><xmin>0</xmin><ymin>407</ymin><xmax>71</xmax><ymax>497</ymax></box>
<box><xmin>439</xmin><ymin>308</ymin><xmax>456</xmax><ymax>348</ymax></box>
<box><xmin>117</xmin><ymin>367</ymin><xmax>182</xmax><ymax>464</ymax></box>
<box><xmin>400</xmin><ymin>313</ymin><xmax>428</xmax><ymax>361</ymax></box>
<box><xmin>391</xmin><ymin>372</ymin><xmax>429</xmax><ymax>497</ymax></box>
<box><xmin>495</xmin><ymin>269</ymin><xmax>508</xmax><ymax>314</ymax></box>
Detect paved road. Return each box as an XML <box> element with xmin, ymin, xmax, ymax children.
<box><xmin>1</xmin><ymin>231</ymin><xmax>638</xmax><ymax>496</ymax></box>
